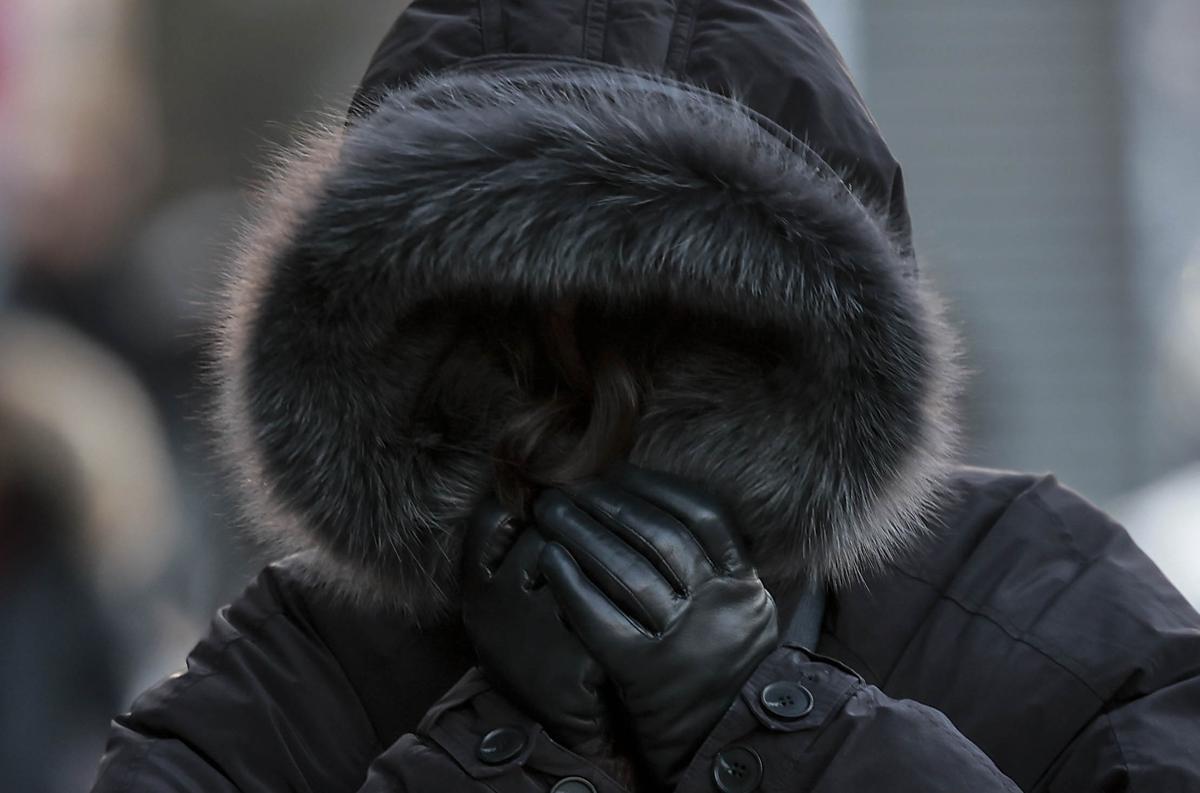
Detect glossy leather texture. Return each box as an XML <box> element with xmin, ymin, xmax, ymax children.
<box><xmin>535</xmin><ymin>463</ymin><xmax>778</xmax><ymax>787</ymax></box>
<box><xmin>460</xmin><ymin>499</ymin><xmax>610</xmax><ymax>754</ymax></box>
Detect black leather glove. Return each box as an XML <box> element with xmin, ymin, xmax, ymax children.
<box><xmin>534</xmin><ymin>463</ymin><xmax>779</xmax><ymax>787</ymax></box>
<box><xmin>460</xmin><ymin>498</ymin><xmax>611</xmax><ymax>755</ymax></box>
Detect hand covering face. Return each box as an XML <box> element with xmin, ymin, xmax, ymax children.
<box><xmin>534</xmin><ymin>463</ymin><xmax>779</xmax><ymax>787</ymax></box>
<box><xmin>460</xmin><ymin>498</ymin><xmax>611</xmax><ymax>755</ymax></box>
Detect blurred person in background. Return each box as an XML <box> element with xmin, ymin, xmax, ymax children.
<box><xmin>0</xmin><ymin>0</ymin><xmax>211</xmax><ymax>444</ymax></box>
<box><xmin>0</xmin><ymin>1</ymin><xmax>211</xmax><ymax>789</ymax></box>
<box><xmin>1</xmin><ymin>0</ymin><xmax>161</xmax><ymax>292</ymax></box>
<box><xmin>0</xmin><ymin>315</ymin><xmax>200</xmax><ymax>691</ymax></box>
<box><xmin>0</xmin><ymin>314</ymin><xmax>201</xmax><ymax>792</ymax></box>
<box><xmin>89</xmin><ymin>1</ymin><xmax>1200</xmax><ymax>792</ymax></box>
<box><xmin>0</xmin><ymin>406</ymin><xmax>118</xmax><ymax>793</ymax></box>
<box><xmin>1</xmin><ymin>0</ymin><xmax>282</xmax><ymax>618</ymax></box>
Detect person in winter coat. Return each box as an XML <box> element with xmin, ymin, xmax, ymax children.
<box><xmin>92</xmin><ymin>1</ymin><xmax>1200</xmax><ymax>791</ymax></box>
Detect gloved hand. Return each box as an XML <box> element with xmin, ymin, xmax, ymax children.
<box><xmin>534</xmin><ymin>463</ymin><xmax>778</xmax><ymax>787</ymax></box>
<box><xmin>460</xmin><ymin>498</ymin><xmax>611</xmax><ymax>755</ymax></box>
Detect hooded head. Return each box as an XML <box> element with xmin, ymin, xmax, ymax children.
<box><xmin>217</xmin><ymin>0</ymin><xmax>961</xmax><ymax>622</ymax></box>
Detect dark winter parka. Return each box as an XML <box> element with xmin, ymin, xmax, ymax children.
<box><xmin>93</xmin><ymin>1</ymin><xmax>1200</xmax><ymax>791</ymax></box>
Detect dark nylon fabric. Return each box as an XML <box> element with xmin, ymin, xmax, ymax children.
<box><xmin>92</xmin><ymin>469</ymin><xmax>1200</xmax><ymax>791</ymax></box>
<box><xmin>349</xmin><ymin>0</ymin><xmax>913</xmax><ymax>253</ymax></box>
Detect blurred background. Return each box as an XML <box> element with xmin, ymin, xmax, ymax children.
<box><xmin>0</xmin><ymin>1</ymin><xmax>1197</xmax><ymax>790</ymax></box>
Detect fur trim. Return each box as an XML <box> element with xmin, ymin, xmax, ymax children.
<box><xmin>216</xmin><ymin>68</ymin><xmax>961</xmax><ymax>622</ymax></box>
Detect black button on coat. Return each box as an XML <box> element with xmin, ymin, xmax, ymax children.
<box><xmin>711</xmin><ymin>746</ymin><xmax>763</xmax><ymax>793</ymax></box>
<box><xmin>759</xmin><ymin>681</ymin><xmax>814</xmax><ymax>720</ymax></box>
<box><xmin>91</xmin><ymin>0</ymin><xmax>1200</xmax><ymax>790</ymax></box>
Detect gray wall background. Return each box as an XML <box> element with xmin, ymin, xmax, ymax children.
<box><xmin>813</xmin><ymin>0</ymin><xmax>1199</xmax><ymax>507</ymax></box>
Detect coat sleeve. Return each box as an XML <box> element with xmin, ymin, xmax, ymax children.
<box><xmin>91</xmin><ymin>565</ymin><xmax>385</xmax><ymax>792</ymax></box>
<box><xmin>90</xmin><ymin>564</ymin><xmax>631</xmax><ymax>793</ymax></box>
<box><xmin>1036</xmin><ymin>675</ymin><xmax>1200</xmax><ymax>791</ymax></box>
<box><xmin>673</xmin><ymin>644</ymin><xmax>1022</xmax><ymax>793</ymax></box>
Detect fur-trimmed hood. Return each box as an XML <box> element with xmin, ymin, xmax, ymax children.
<box><xmin>217</xmin><ymin>5</ymin><xmax>960</xmax><ymax>622</ymax></box>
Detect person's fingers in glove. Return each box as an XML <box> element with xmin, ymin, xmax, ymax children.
<box><xmin>461</xmin><ymin>496</ymin><xmax>610</xmax><ymax>755</ymax></box>
<box><xmin>602</xmin><ymin>462</ymin><xmax>755</xmax><ymax>576</ymax></box>
<box><xmin>533</xmin><ymin>489</ymin><xmax>680</xmax><ymax>633</ymax></box>
<box><xmin>535</xmin><ymin>464</ymin><xmax>779</xmax><ymax>788</ymax></box>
